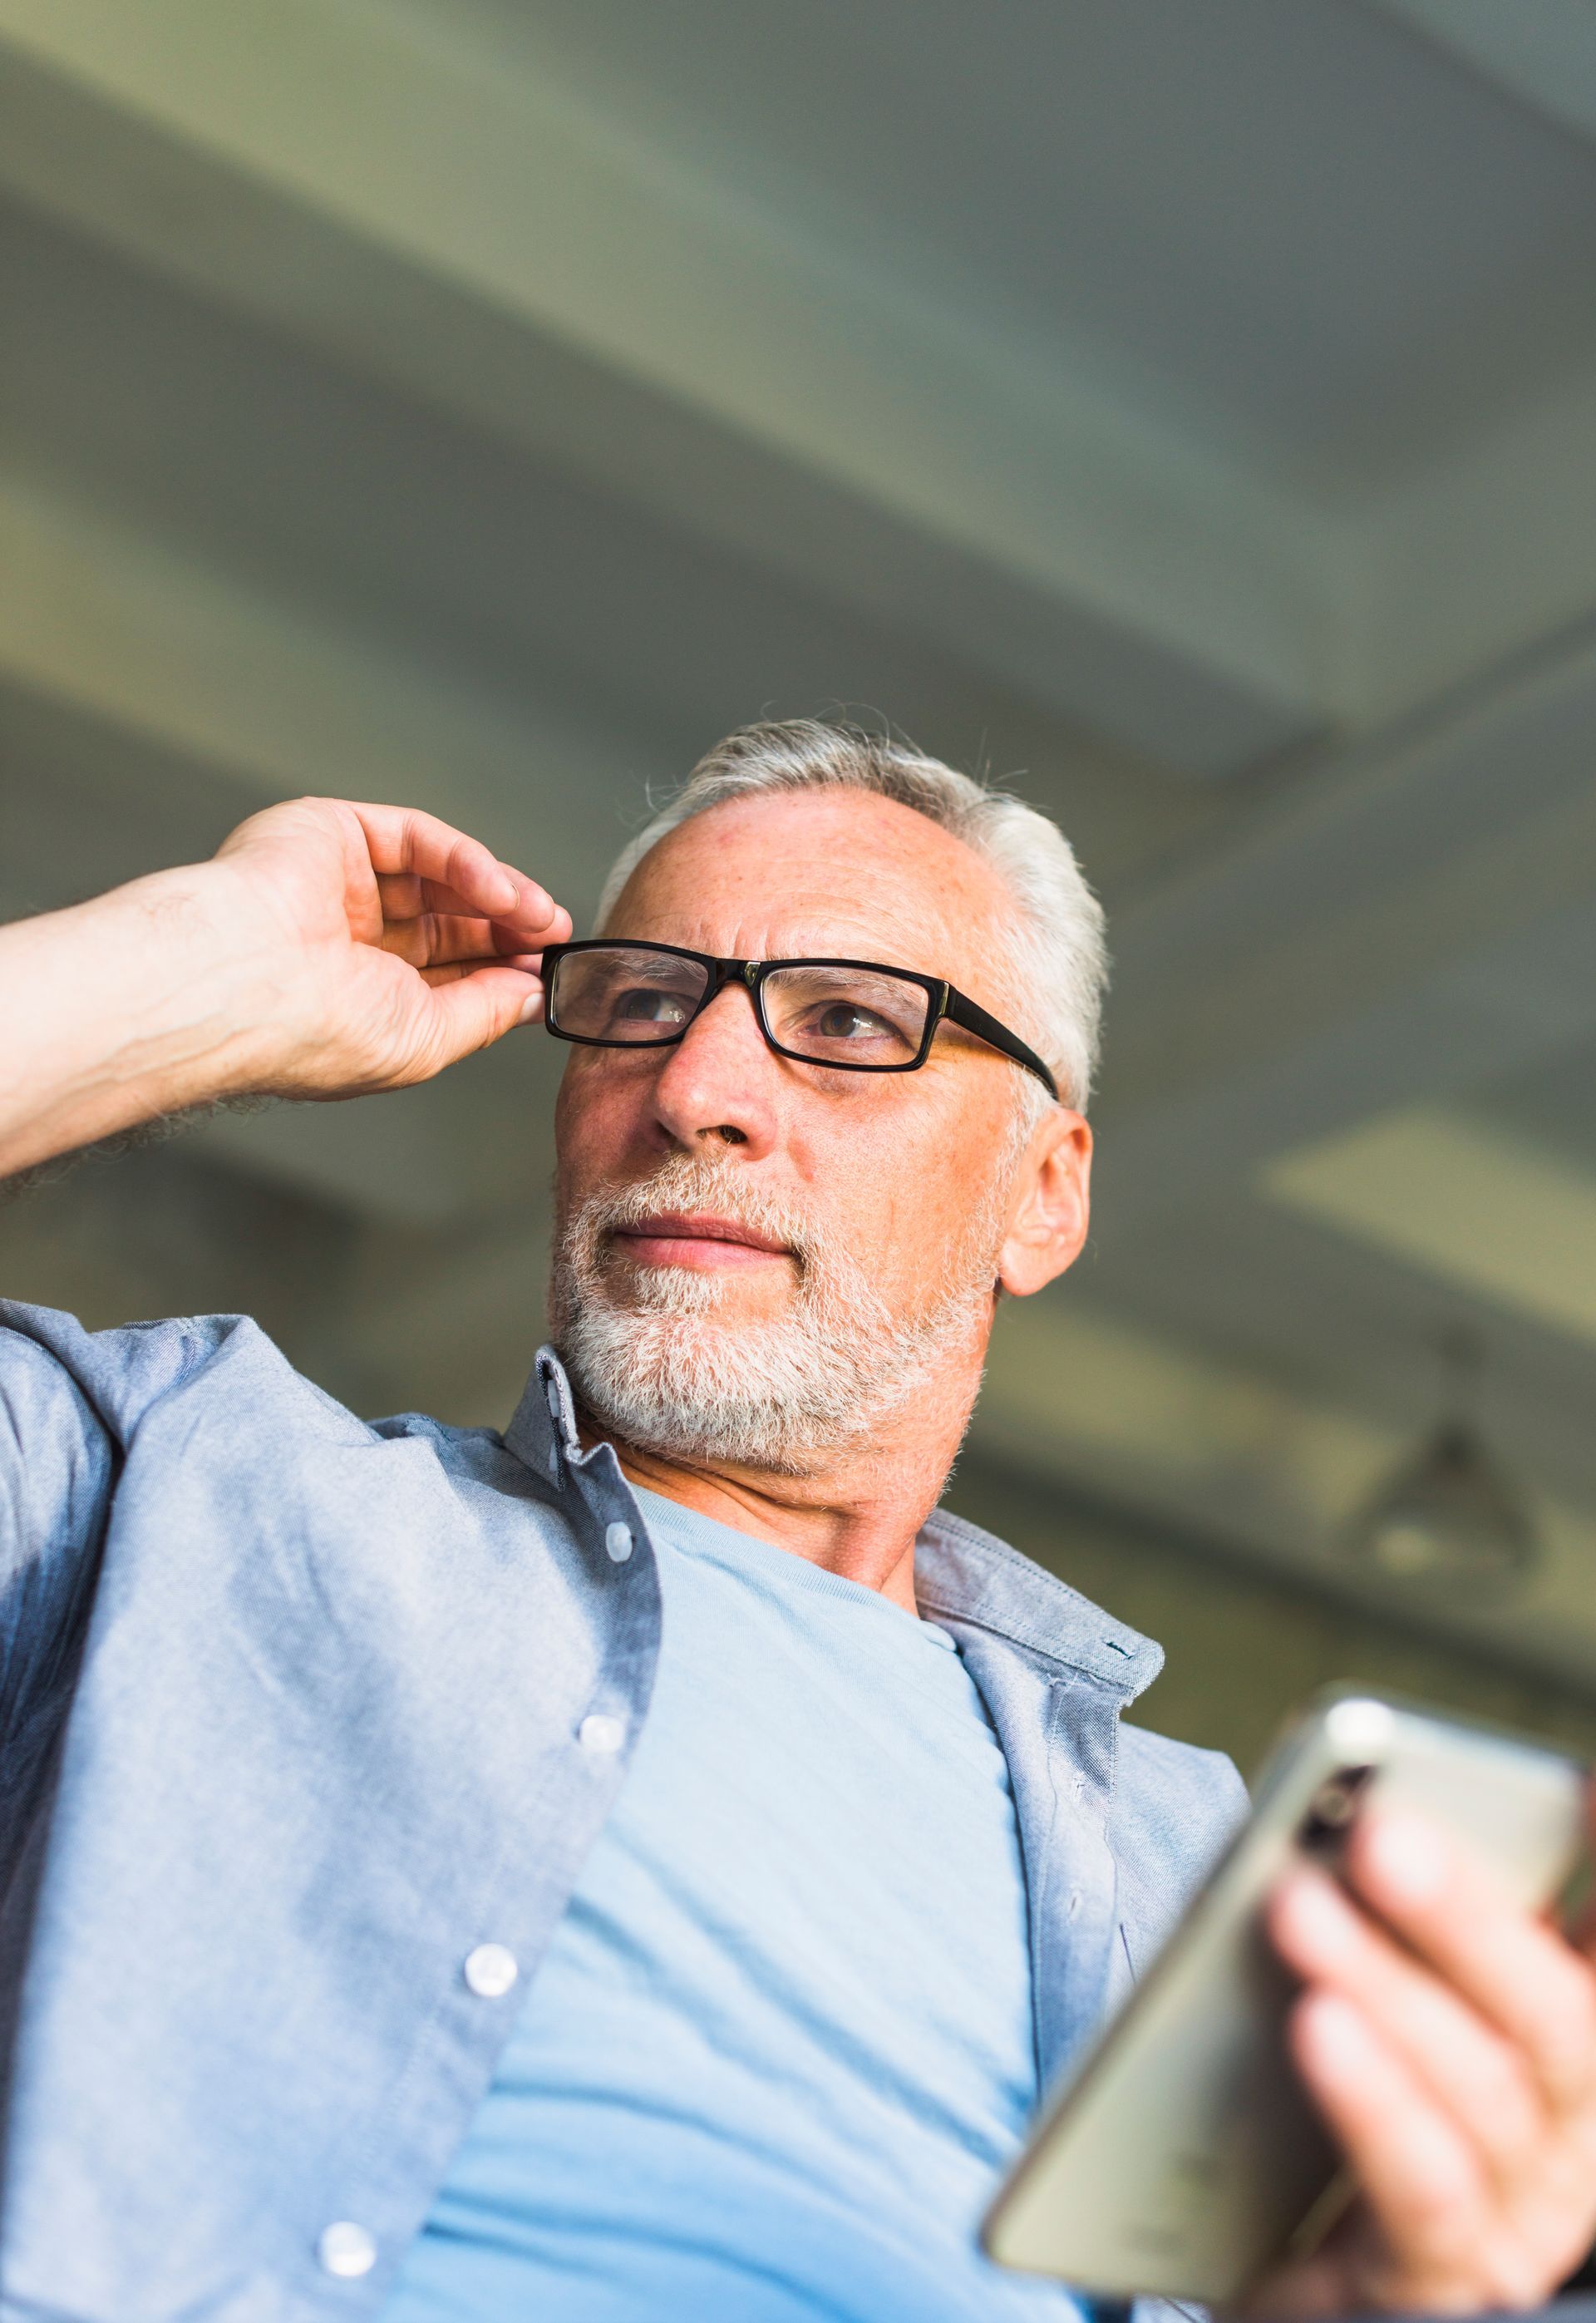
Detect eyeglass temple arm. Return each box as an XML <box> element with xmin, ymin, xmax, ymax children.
<box><xmin>942</xmin><ymin>989</ymin><xmax>1059</xmax><ymax>1101</ymax></box>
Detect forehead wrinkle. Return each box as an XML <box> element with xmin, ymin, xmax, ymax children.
<box><xmin>622</xmin><ymin>916</ymin><xmax>947</xmax><ymax>969</ymax></box>
<box><xmin>607</xmin><ymin>790</ymin><xmax>1028</xmax><ymax>1021</ymax></box>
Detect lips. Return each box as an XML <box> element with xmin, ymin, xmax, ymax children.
<box><xmin>608</xmin><ymin>1211</ymin><xmax>793</xmax><ymax>1267</ymax></box>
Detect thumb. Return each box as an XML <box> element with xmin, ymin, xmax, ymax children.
<box><xmin>418</xmin><ymin>963</ymin><xmax>544</xmax><ymax>1068</ymax></box>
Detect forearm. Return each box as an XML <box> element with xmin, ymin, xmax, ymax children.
<box><xmin>0</xmin><ymin>862</ymin><xmax>290</xmax><ymax>1179</ymax></box>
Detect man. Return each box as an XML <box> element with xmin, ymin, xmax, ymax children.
<box><xmin>1</xmin><ymin>719</ymin><xmax>1593</xmax><ymax>2323</ymax></box>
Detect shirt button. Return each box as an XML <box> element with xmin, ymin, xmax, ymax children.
<box><xmin>579</xmin><ymin>1712</ymin><xmax>626</xmax><ymax>1755</ymax></box>
<box><xmin>603</xmin><ymin>1522</ymin><xmax>633</xmax><ymax>1563</ymax></box>
<box><xmin>463</xmin><ymin>1941</ymin><xmax>519</xmax><ymax>2000</ymax></box>
<box><xmin>318</xmin><ymin>2221</ymin><xmax>377</xmax><ymax>2279</ymax></box>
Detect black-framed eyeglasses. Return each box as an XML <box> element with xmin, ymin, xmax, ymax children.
<box><xmin>540</xmin><ymin>940</ymin><xmax>1058</xmax><ymax>1100</ymax></box>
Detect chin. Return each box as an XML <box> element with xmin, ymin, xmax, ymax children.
<box><xmin>551</xmin><ymin>1298</ymin><xmax>871</xmax><ymax>1475</ymax></box>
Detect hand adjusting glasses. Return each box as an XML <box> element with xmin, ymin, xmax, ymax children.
<box><xmin>539</xmin><ymin>941</ymin><xmax>1059</xmax><ymax>1100</ymax></box>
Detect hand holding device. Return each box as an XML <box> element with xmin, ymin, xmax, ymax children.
<box><xmin>1254</xmin><ymin>1763</ymin><xmax>1596</xmax><ymax>2319</ymax></box>
<box><xmin>984</xmin><ymin>1692</ymin><xmax>1596</xmax><ymax>2316</ymax></box>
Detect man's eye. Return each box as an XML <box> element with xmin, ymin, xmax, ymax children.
<box><xmin>813</xmin><ymin>1003</ymin><xmax>889</xmax><ymax>1041</ymax></box>
<box><xmin>613</xmin><ymin>987</ymin><xmax>690</xmax><ymax>1024</ymax></box>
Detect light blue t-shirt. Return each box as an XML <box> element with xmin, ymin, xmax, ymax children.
<box><xmin>382</xmin><ymin>1490</ymin><xmax>1081</xmax><ymax>2321</ymax></box>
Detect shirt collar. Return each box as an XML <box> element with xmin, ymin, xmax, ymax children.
<box><xmin>914</xmin><ymin>1507</ymin><xmax>1163</xmax><ymax>1703</ymax></box>
<box><xmin>505</xmin><ymin>1346</ymin><xmax>1162</xmax><ymax>1704</ymax></box>
<box><xmin>505</xmin><ymin>1344</ymin><xmax>588</xmax><ymax>1488</ymax></box>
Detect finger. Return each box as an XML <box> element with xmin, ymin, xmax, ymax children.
<box><xmin>380</xmin><ymin>915</ymin><xmax>525</xmax><ymax>970</ymax></box>
<box><xmin>376</xmin><ymin>886</ymin><xmax>567</xmax><ymax>977</ymax></box>
<box><xmin>1288</xmin><ymin>1990</ymin><xmax>1502</xmax><ymax>2305</ymax></box>
<box><xmin>496</xmin><ymin>885</ymin><xmax>570</xmax><ymax>947</ymax></box>
<box><xmin>375</xmin><ymin>872</ymin><xmax>567</xmax><ymax>931</ymax></box>
<box><xmin>349</xmin><ymin>804</ymin><xmax>567</xmax><ymax>947</ymax></box>
<box><xmin>1270</xmin><ymin>1868</ymin><xmax>1544</xmax><ymax>2186</ymax></box>
<box><xmin>377</xmin><ymin>872</ymin><xmax>481</xmax><ymax>922</ymax></box>
<box><xmin>1346</xmin><ymin>1808</ymin><xmax>1596</xmax><ymax>2116</ymax></box>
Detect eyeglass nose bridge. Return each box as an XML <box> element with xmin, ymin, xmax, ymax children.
<box><xmin>687</xmin><ymin>956</ymin><xmax>944</xmax><ymax>1069</ymax></box>
<box><xmin>680</xmin><ymin>955</ymin><xmax>765</xmax><ymax>1039</ymax></box>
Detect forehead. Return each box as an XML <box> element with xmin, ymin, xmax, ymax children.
<box><xmin>605</xmin><ymin>789</ymin><xmax>1016</xmax><ymax>984</ymax></box>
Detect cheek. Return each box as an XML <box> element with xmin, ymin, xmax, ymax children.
<box><xmin>873</xmin><ymin>1101</ymin><xmax>1010</xmax><ymax>1261</ymax></box>
<box><xmin>808</xmin><ymin>1112</ymin><xmax>959</xmax><ymax>1283</ymax></box>
<box><xmin>562</xmin><ymin>1054</ymin><xmax>655</xmax><ymax>1142</ymax></box>
<box><xmin>554</xmin><ymin>1057</ymin><xmax>649</xmax><ymax>1187</ymax></box>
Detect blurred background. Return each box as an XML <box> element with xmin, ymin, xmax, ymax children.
<box><xmin>4</xmin><ymin>0</ymin><xmax>1596</xmax><ymax>1770</ymax></box>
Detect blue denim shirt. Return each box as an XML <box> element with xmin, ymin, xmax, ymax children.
<box><xmin>0</xmin><ymin>1299</ymin><xmax>1245</xmax><ymax>2321</ymax></box>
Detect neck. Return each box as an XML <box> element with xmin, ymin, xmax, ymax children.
<box><xmin>574</xmin><ymin>1361</ymin><xmax>982</xmax><ymax>1615</ymax></box>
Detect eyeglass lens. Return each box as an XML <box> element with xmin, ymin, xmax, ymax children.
<box><xmin>549</xmin><ymin>946</ymin><xmax>933</xmax><ymax>1068</ymax></box>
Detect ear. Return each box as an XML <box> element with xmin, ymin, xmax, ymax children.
<box><xmin>997</xmin><ymin>1109</ymin><xmax>1092</xmax><ymax>1298</ymax></box>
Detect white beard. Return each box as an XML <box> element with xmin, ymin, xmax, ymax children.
<box><xmin>548</xmin><ymin>1149</ymin><xmax>1012</xmax><ymax>1477</ymax></box>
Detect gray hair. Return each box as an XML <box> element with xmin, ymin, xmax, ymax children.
<box><xmin>596</xmin><ymin>719</ymin><xmax>1108</xmax><ymax>1109</ymax></box>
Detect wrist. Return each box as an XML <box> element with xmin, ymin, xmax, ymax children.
<box><xmin>0</xmin><ymin>859</ymin><xmax>307</xmax><ymax>1179</ymax></box>
<box><xmin>159</xmin><ymin>856</ymin><xmax>318</xmax><ymax>1097</ymax></box>
<box><xmin>106</xmin><ymin>855</ymin><xmax>325</xmax><ymax>1105</ymax></box>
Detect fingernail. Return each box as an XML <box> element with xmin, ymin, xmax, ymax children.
<box><xmin>490</xmin><ymin>871</ymin><xmax>519</xmax><ymax>913</ymax></box>
<box><xmin>1277</xmin><ymin>1872</ymin><xmax>1352</xmax><ymax>1960</ymax></box>
<box><xmin>516</xmin><ymin>986</ymin><xmax>544</xmax><ymax>1026</ymax></box>
<box><xmin>1302</xmin><ymin>1990</ymin><xmax>1374</xmax><ymax>2067</ymax></box>
<box><xmin>1366</xmin><ymin>1810</ymin><xmax>1444</xmax><ymax>1902</ymax></box>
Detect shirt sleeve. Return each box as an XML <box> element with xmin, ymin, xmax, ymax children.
<box><xmin>0</xmin><ymin>1311</ymin><xmax>122</xmax><ymax>1773</ymax></box>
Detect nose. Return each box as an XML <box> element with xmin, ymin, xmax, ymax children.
<box><xmin>648</xmin><ymin>979</ymin><xmax>781</xmax><ymax>1157</ymax></box>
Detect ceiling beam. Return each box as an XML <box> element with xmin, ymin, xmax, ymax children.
<box><xmin>0</xmin><ymin>471</ymin><xmax>648</xmax><ymax>887</ymax></box>
<box><xmin>1374</xmin><ymin>1</ymin><xmax>1596</xmax><ymax>150</ymax></box>
<box><xmin>0</xmin><ymin>0</ymin><xmax>1335</xmax><ymax>776</ymax></box>
<box><xmin>1348</xmin><ymin>354</ymin><xmax>1596</xmax><ymax>727</ymax></box>
<box><xmin>1094</xmin><ymin>629</ymin><xmax>1596</xmax><ymax>1223</ymax></box>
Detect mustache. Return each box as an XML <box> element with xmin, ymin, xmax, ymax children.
<box><xmin>579</xmin><ymin>1155</ymin><xmax>819</xmax><ymax>1269</ymax></box>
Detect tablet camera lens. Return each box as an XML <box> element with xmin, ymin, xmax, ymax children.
<box><xmin>1298</xmin><ymin>1764</ymin><xmax>1376</xmax><ymax>1854</ymax></box>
